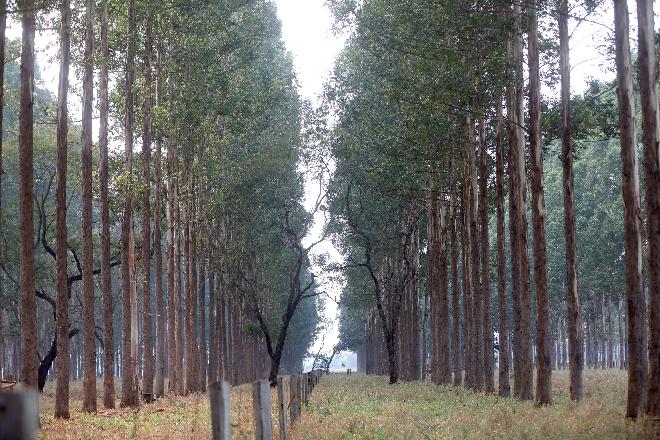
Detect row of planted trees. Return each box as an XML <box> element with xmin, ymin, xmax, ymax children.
<box><xmin>1</xmin><ymin>0</ymin><xmax>323</xmax><ymax>419</ymax></box>
<box><xmin>328</xmin><ymin>0</ymin><xmax>658</xmax><ymax>420</ymax></box>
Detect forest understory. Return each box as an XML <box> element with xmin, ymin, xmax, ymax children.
<box><xmin>37</xmin><ymin>370</ymin><xmax>656</xmax><ymax>440</ymax></box>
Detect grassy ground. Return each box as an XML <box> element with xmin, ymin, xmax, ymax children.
<box><xmin>295</xmin><ymin>370</ymin><xmax>656</xmax><ymax>440</ymax></box>
<box><xmin>39</xmin><ymin>380</ymin><xmax>274</xmax><ymax>439</ymax></box>
<box><xmin>37</xmin><ymin>370</ymin><xmax>656</xmax><ymax>439</ymax></box>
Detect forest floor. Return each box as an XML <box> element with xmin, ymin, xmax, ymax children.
<box><xmin>37</xmin><ymin>370</ymin><xmax>657</xmax><ymax>439</ymax></box>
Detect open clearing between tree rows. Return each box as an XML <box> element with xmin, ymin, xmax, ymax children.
<box><xmin>38</xmin><ymin>370</ymin><xmax>656</xmax><ymax>439</ymax></box>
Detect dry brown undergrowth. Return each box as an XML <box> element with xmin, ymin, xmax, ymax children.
<box><xmin>37</xmin><ymin>370</ymin><xmax>657</xmax><ymax>439</ymax></box>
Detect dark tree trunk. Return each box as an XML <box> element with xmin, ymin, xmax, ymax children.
<box><xmin>39</xmin><ymin>329</ymin><xmax>80</xmax><ymax>393</ymax></box>
<box><xmin>184</xmin><ymin>177</ymin><xmax>194</xmax><ymax>394</ymax></box>
<box><xmin>527</xmin><ymin>0</ymin><xmax>551</xmax><ymax>405</ymax></box>
<box><xmin>559</xmin><ymin>0</ymin><xmax>583</xmax><ymax>403</ymax></box>
<box><xmin>613</xmin><ymin>0</ymin><xmax>647</xmax><ymax>417</ymax></box>
<box><xmin>191</xmin><ymin>200</ymin><xmax>200</xmax><ymax>389</ymax></box>
<box><xmin>120</xmin><ymin>0</ymin><xmax>139</xmax><ymax>408</ymax></box>
<box><xmin>54</xmin><ymin>0</ymin><xmax>71</xmax><ymax>419</ymax></box>
<box><xmin>18</xmin><ymin>0</ymin><xmax>37</xmax><ymax>390</ymax></box>
<box><xmin>141</xmin><ymin>2</ymin><xmax>154</xmax><ymax>402</ymax></box>
<box><xmin>429</xmin><ymin>175</ymin><xmax>450</xmax><ymax>385</ymax></box>
<box><xmin>0</xmin><ymin>0</ymin><xmax>6</xmax><ymax>384</ymax></box>
<box><xmin>607</xmin><ymin>294</ymin><xmax>614</xmax><ymax>368</ymax></box>
<box><xmin>618</xmin><ymin>300</ymin><xmax>625</xmax><ymax>370</ymax></box>
<box><xmin>174</xmin><ymin>179</ymin><xmax>184</xmax><ymax>395</ymax></box>
<box><xmin>208</xmin><ymin>245</ymin><xmax>217</xmax><ymax>384</ymax></box>
<box><xmin>478</xmin><ymin>116</ymin><xmax>493</xmax><ymax>393</ymax></box>
<box><xmin>154</xmin><ymin>24</ymin><xmax>165</xmax><ymax>399</ymax></box>
<box><xmin>506</xmin><ymin>12</ymin><xmax>522</xmax><ymax>398</ymax></box>
<box><xmin>217</xmin><ymin>253</ymin><xmax>227</xmax><ymax>382</ymax></box>
<box><xmin>81</xmin><ymin>0</ymin><xmax>96</xmax><ymax>413</ymax></box>
<box><xmin>461</xmin><ymin>181</ymin><xmax>472</xmax><ymax>389</ymax></box>
<box><xmin>600</xmin><ymin>296</ymin><xmax>607</xmax><ymax>369</ymax></box>
<box><xmin>98</xmin><ymin>0</ymin><xmax>115</xmax><ymax>410</ymax></box>
<box><xmin>467</xmin><ymin>120</ymin><xmax>482</xmax><ymax>391</ymax></box>
<box><xmin>634</xmin><ymin>0</ymin><xmax>660</xmax><ymax>418</ymax></box>
<box><xmin>511</xmin><ymin>1</ymin><xmax>532</xmax><ymax>401</ymax></box>
<box><xmin>495</xmin><ymin>101</ymin><xmax>510</xmax><ymax>397</ymax></box>
<box><xmin>166</xmin><ymin>142</ymin><xmax>177</xmax><ymax>394</ymax></box>
<box><xmin>450</xmin><ymin>158</ymin><xmax>462</xmax><ymax>388</ymax></box>
<box><xmin>198</xmin><ymin>238</ymin><xmax>207</xmax><ymax>392</ymax></box>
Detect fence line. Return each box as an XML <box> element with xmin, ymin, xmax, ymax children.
<box><xmin>210</xmin><ymin>370</ymin><xmax>324</xmax><ymax>440</ymax></box>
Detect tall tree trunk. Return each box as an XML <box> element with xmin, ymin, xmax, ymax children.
<box><xmin>167</xmin><ymin>149</ymin><xmax>177</xmax><ymax>394</ymax></box>
<box><xmin>559</xmin><ymin>0</ymin><xmax>583</xmax><ymax>403</ymax></box>
<box><xmin>600</xmin><ymin>295</ymin><xmax>607</xmax><ymax>369</ymax></box>
<box><xmin>428</xmin><ymin>185</ymin><xmax>437</xmax><ymax>383</ymax></box>
<box><xmin>478</xmin><ymin>116</ymin><xmax>493</xmax><ymax>393</ymax></box>
<box><xmin>217</xmin><ymin>255</ymin><xmax>226</xmax><ymax>382</ymax></box>
<box><xmin>495</xmin><ymin>101</ymin><xmax>510</xmax><ymax>397</ymax></box>
<box><xmin>430</xmin><ymin>176</ymin><xmax>450</xmax><ymax>385</ymax></box>
<box><xmin>635</xmin><ymin>0</ymin><xmax>660</xmax><ymax>418</ymax></box>
<box><xmin>198</xmin><ymin>237</ymin><xmax>207</xmax><ymax>392</ymax></box>
<box><xmin>175</xmin><ymin>178</ymin><xmax>184</xmax><ymax>395</ymax></box>
<box><xmin>528</xmin><ymin>0</ymin><xmax>551</xmax><ymax>405</ymax></box>
<box><xmin>450</xmin><ymin>158</ymin><xmax>462</xmax><ymax>387</ymax></box>
<box><xmin>18</xmin><ymin>0</ymin><xmax>37</xmax><ymax>390</ymax></box>
<box><xmin>192</xmin><ymin>194</ymin><xmax>200</xmax><ymax>388</ymax></box>
<box><xmin>185</xmin><ymin>174</ymin><xmax>196</xmax><ymax>394</ymax></box>
<box><xmin>607</xmin><ymin>294</ymin><xmax>614</xmax><ymax>368</ymax></box>
<box><xmin>166</xmin><ymin>101</ymin><xmax>177</xmax><ymax>393</ymax></box>
<box><xmin>613</xmin><ymin>0</ymin><xmax>647</xmax><ymax>417</ymax></box>
<box><xmin>585</xmin><ymin>314</ymin><xmax>592</xmax><ymax>369</ymax></box>
<box><xmin>506</xmin><ymin>12</ymin><xmax>521</xmax><ymax>398</ymax></box>
<box><xmin>511</xmin><ymin>1</ymin><xmax>533</xmax><ymax>401</ymax></box>
<box><xmin>618</xmin><ymin>299</ymin><xmax>625</xmax><ymax>370</ymax></box>
<box><xmin>0</xmin><ymin>0</ymin><xmax>6</xmax><ymax>383</ymax></box>
<box><xmin>54</xmin><ymin>0</ymin><xmax>71</xmax><ymax>418</ymax></box>
<box><xmin>467</xmin><ymin>120</ymin><xmax>482</xmax><ymax>391</ymax></box>
<box><xmin>461</xmin><ymin>162</ymin><xmax>473</xmax><ymax>389</ymax></box>
<box><xmin>154</xmin><ymin>21</ymin><xmax>165</xmax><ymax>400</ymax></box>
<box><xmin>121</xmin><ymin>0</ymin><xmax>139</xmax><ymax>408</ymax></box>
<box><xmin>208</xmin><ymin>242</ymin><xmax>217</xmax><ymax>384</ymax></box>
<box><xmin>421</xmin><ymin>276</ymin><xmax>430</xmax><ymax>380</ymax></box>
<box><xmin>141</xmin><ymin>2</ymin><xmax>154</xmax><ymax>402</ymax></box>
<box><xmin>99</xmin><ymin>0</ymin><xmax>114</xmax><ymax>410</ymax></box>
<box><xmin>81</xmin><ymin>0</ymin><xmax>96</xmax><ymax>413</ymax></box>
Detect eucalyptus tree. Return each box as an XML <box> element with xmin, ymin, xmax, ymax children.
<box><xmin>160</xmin><ymin>0</ymin><xmax>319</xmax><ymax>388</ymax></box>
<box><xmin>98</xmin><ymin>0</ymin><xmax>114</xmax><ymax>409</ymax></box>
<box><xmin>18</xmin><ymin>0</ymin><xmax>38</xmax><ymax>390</ymax></box>
<box><xmin>54</xmin><ymin>0</ymin><xmax>71</xmax><ymax>419</ymax></box>
<box><xmin>558</xmin><ymin>0</ymin><xmax>583</xmax><ymax>403</ymax></box>
<box><xmin>494</xmin><ymin>101</ymin><xmax>509</xmax><ymax>397</ymax></box>
<box><xmin>327</xmin><ymin>0</ymin><xmax>511</xmax><ymax>387</ymax></box>
<box><xmin>635</xmin><ymin>0</ymin><xmax>659</xmax><ymax>418</ymax></box>
<box><xmin>120</xmin><ymin>0</ymin><xmax>139</xmax><ymax>408</ymax></box>
<box><xmin>80</xmin><ymin>0</ymin><xmax>96</xmax><ymax>413</ymax></box>
<box><xmin>153</xmin><ymin>17</ymin><xmax>165</xmax><ymax>399</ymax></box>
<box><xmin>508</xmin><ymin>0</ymin><xmax>532</xmax><ymax>400</ymax></box>
<box><xmin>613</xmin><ymin>0</ymin><xmax>645</xmax><ymax>419</ymax></box>
<box><xmin>527</xmin><ymin>0</ymin><xmax>551</xmax><ymax>405</ymax></box>
<box><xmin>140</xmin><ymin>1</ymin><xmax>154</xmax><ymax>401</ymax></box>
<box><xmin>0</xmin><ymin>0</ymin><xmax>6</xmax><ymax>383</ymax></box>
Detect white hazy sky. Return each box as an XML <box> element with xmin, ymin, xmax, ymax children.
<box><xmin>7</xmin><ymin>1</ymin><xmax>657</xmax><ymax>357</ymax></box>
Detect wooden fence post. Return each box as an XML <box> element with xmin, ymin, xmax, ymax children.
<box><xmin>0</xmin><ymin>389</ymin><xmax>39</xmax><ymax>440</ymax></box>
<box><xmin>289</xmin><ymin>374</ymin><xmax>301</xmax><ymax>424</ymax></box>
<box><xmin>209</xmin><ymin>381</ymin><xmax>231</xmax><ymax>440</ymax></box>
<box><xmin>277</xmin><ymin>378</ymin><xmax>288</xmax><ymax>440</ymax></box>
<box><xmin>252</xmin><ymin>379</ymin><xmax>272</xmax><ymax>440</ymax></box>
